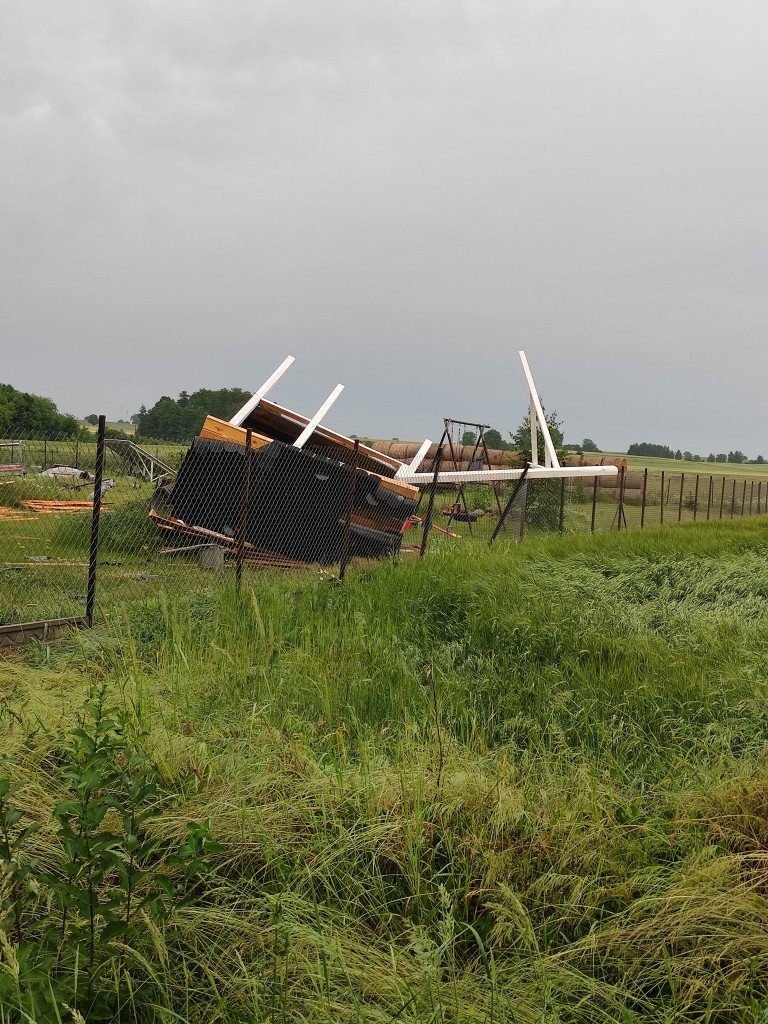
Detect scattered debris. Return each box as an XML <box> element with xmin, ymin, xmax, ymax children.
<box><xmin>88</xmin><ymin>478</ymin><xmax>115</xmax><ymax>499</ymax></box>
<box><xmin>40</xmin><ymin>466</ymin><xmax>92</xmax><ymax>480</ymax></box>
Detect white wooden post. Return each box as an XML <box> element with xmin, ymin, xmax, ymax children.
<box><xmin>294</xmin><ymin>384</ymin><xmax>345</xmax><ymax>449</ymax></box>
<box><xmin>229</xmin><ymin>355</ymin><xmax>296</xmax><ymax>425</ymax></box>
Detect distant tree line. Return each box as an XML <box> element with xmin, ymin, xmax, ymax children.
<box><xmin>134</xmin><ymin>388</ymin><xmax>253</xmax><ymax>442</ymax></box>
<box><xmin>629</xmin><ymin>442</ymin><xmax>764</xmax><ymax>464</ymax></box>
<box><xmin>0</xmin><ymin>383</ymin><xmax>85</xmax><ymax>439</ymax></box>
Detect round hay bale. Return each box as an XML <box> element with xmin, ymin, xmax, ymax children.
<box><xmin>600</xmin><ymin>456</ymin><xmax>628</xmax><ymax>471</ymax></box>
<box><xmin>623</xmin><ymin>471</ymin><xmax>645</xmax><ymax>489</ymax></box>
<box><xmin>621</xmin><ymin>486</ymin><xmax>645</xmax><ymax>503</ymax></box>
<box><xmin>388</xmin><ymin>443</ymin><xmax>412</xmax><ymax>461</ymax></box>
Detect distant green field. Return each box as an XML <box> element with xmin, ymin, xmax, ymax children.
<box><xmin>79</xmin><ymin>419</ymin><xmax>137</xmax><ymax>435</ymax></box>
<box><xmin>600</xmin><ymin>451</ymin><xmax>768</xmax><ymax>478</ymax></box>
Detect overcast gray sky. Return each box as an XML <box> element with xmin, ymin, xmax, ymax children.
<box><xmin>3</xmin><ymin>1</ymin><xmax>767</xmax><ymax>454</ymax></box>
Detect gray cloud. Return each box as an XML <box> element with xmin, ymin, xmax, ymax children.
<box><xmin>2</xmin><ymin>0</ymin><xmax>767</xmax><ymax>453</ymax></box>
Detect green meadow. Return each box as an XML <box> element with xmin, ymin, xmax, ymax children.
<box><xmin>2</xmin><ymin>519</ymin><xmax>768</xmax><ymax>1020</ymax></box>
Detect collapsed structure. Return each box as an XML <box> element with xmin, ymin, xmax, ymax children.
<box><xmin>154</xmin><ymin>353</ymin><xmax>619</xmax><ymax>566</ymax></box>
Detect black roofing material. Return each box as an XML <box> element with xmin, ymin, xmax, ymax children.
<box><xmin>169</xmin><ymin>437</ymin><xmax>416</xmax><ymax>564</ymax></box>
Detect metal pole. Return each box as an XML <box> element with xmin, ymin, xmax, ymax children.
<box><xmin>678</xmin><ymin>473</ymin><xmax>684</xmax><ymax>522</ymax></box>
<box><xmin>558</xmin><ymin>477</ymin><xmax>565</xmax><ymax>534</ymax></box>
<box><xmin>591</xmin><ymin>474</ymin><xmax>598</xmax><ymax>532</ymax></box>
<box><xmin>693</xmin><ymin>475</ymin><xmax>699</xmax><ymax>521</ymax></box>
<box><xmin>741</xmin><ymin>480</ymin><xmax>747</xmax><ymax>516</ymax></box>
<box><xmin>235</xmin><ymin>428</ymin><xmax>253</xmax><ymax>587</ymax></box>
<box><xmin>706</xmin><ymin>476</ymin><xmax>712</xmax><ymax>520</ymax></box>
<box><xmin>75</xmin><ymin>439</ymin><xmax>79</xmax><ymax>469</ymax></box>
<box><xmin>660</xmin><ymin>470</ymin><xmax>665</xmax><ymax>525</ymax></box>
<box><xmin>420</xmin><ymin>447</ymin><xmax>443</xmax><ymax>559</ymax></box>
<box><xmin>339</xmin><ymin>440</ymin><xmax>360</xmax><ymax>582</ymax></box>
<box><xmin>758</xmin><ymin>481</ymin><xmax>762</xmax><ymax>514</ymax></box>
<box><xmin>640</xmin><ymin>468</ymin><xmax>648</xmax><ymax>528</ymax></box>
<box><xmin>86</xmin><ymin>415</ymin><xmax>106</xmax><ymax>628</ymax></box>
<box><xmin>749</xmin><ymin>481</ymin><xmax>754</xmax><ymax>515</ymax></box>
<box><xmin>731</xmin><ymin>480</ymin><xmax>736</xmax><ymax>518</ymax></box>
<box><xmin>720</xmin><ymin>476</ymin><xmax>726</xmax><ymax>519</ymax></box>
<box><xmin>616</xmin><ymin>466</ymin><xmax>625</xmax><ymax>531</ymax></box>
<box><xmin>43</xmin><ymin>439</ymin><xmax>47</xmax><ymax>471</ymax></box>
<box><xmin>490</xmin><ymin>463</ymin><xmax>530</xmax><ymax>546</ymax></box>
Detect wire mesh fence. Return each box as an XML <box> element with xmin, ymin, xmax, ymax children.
<box><xmin>2</xmin><ymin>424</ymin><xmax>767</xmax><ymax>635</ymax></box>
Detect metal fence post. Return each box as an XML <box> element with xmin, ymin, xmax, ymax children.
<box><xmin>749</xmin><ymin>481</ymin><xmax>754</xmax><ymax>515</ymax></box>
<box><xmin>693</xmin><ymin>475</ymin><xmax>699</xmax><ymax>521</ymax></box>
<box><xmin>640</xmin><ymin>468</ymin><xmax>647</xmax><ymax>528</ymax></box>
<box><xmin>235</xmin><ymin>428</ymin><xmax>253</xmax><ymax>587</ymax></box>
<box><xmin>339</xmin><ymin>439</ymin><xmax>360</xmax><ymax>582</ymax></box>
<box><xmin>558</xmin><ymin>477</ymin><xmax>565</xmax><ymax>534</ymax></box>
<box><xmin>490</xmin><ymin>463</ymin><xmax>530</xmax><ymax>546</ymax></box>
<box><xmin>720</xmin><ymin>477</ymin><xmax>726</xmax><ymax>519</ymax></box>
<box><xmin>420</xmin><ymin>446</ymin><xmax>443</xmax><ymax>559</ymax></box>
<box><xmin>758</xmin><ymin>480</ymin><xmax>762</xmax><ymax>514</ymax></box>
<box><xmin>678</xmin><ymin>473</ymin><xmax>684</xmax><ymax>522</ymax></box>
<box><xmin>616</xmin><ymin>465</ymin><xmax>625</xmax><ymax>531</ymax></box>
<box><xmin>706</xmin><ymin>476</ymin><xmax>713</xmax><ymax>520</ymax></box>
<box><xmin>590</xmin><ymin>475</ymin><xmax>598</xmax><ymax>533</ymax></box>
<box><xmin>741</xmin><ymin>480</ymin><xmax>747</xmax><ymax>516</ymax></box>
<box><xmin>730</xmin><ymin>480</ymin><xmax>736</xmax><ymax>518</ymax></box>
<box><xmin>86</xmin><ymin>415</ymin><xmax>106</xmax><ymax>627</ymax></box>
<box><xmin>660</xmin><ymin>470</ymin><xmax>665</xmax><ymax>525</ymax></box>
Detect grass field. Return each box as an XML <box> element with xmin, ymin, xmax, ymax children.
<box><xmin>599</xmin><ymin>451</ymin><xmax>768</xmax><ymax>479</ymax></box>
<box><xmin>3</xmin><ymin>519</ymin><xmax>768</xmax><ymax>1020</ymax></box>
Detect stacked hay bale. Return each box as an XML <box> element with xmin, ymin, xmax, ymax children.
<box><xmin>565</xmin><ymin>454</ymin><xmax>641</xmax><ymax>500</ymax></box>
<box><xmin>370</xmin><ymin>440</ymin><xmax>517</xmax><ymax>473</ymax></box>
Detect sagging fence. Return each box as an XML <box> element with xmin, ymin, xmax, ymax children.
<box><xmin>2</xmin><ymin>421</ymin><xmax>767</xmax><ymax>638</ymax></box>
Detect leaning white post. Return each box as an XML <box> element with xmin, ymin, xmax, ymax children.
<box><xmin>229</xmin><ymin>355</ymin><xmax>296</xmax><ymax>425</ymax></box>
<box><xmin>396</xmin><ymin>438</ymin><xmax>432</xmax><ymax>478</ymax></box>
<box><xmin>294</xmin><ymin>384</ymin><xmax>345</xmax><ymax>449</ymax></box>
<box><xmin>519</xmin><ymin>350</ymin><xmax>559</xmax><ymax>469</ymax></box>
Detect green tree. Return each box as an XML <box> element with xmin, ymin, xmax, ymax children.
<box><xmin>707</xmin><ymin>453</ymin><xmax>716</xmax><ymax>462</ymax></box>
<box><xmin>715</xmin><ymin>453</ymin><xmax>727</xmax><ymax>463</ymax></box>
<box><xmin>509</xmin><ymin>407</ymin><xmax>566</xmax><ymax>465</ymax></box>
<box><xmin>84</xmin><ymin>414</ymin><xmax>98</xmax><ymax>426</ymax></box>
<box><xmin>0</xmin><ymin>383</ymin><xmax>84</xmax><ymax>439</ymax></box>
<box><xmin>135</xmin><ymin>388</ymin><xmax>253</xmax><ymax>442</ymax></box>
<box><xmin>461</xmin><ymin>430</ymin><xmax>477</xmax><ymax>447</ymax></box>
<box><xmin>581</xmin><ymin>438</ymin><xmax>600</xmax><ymax>452</ymax></box>
<box><xmin>484</xmin><ymin>428</ymin><xmax>510</xmax><ymax>452</ymax></box>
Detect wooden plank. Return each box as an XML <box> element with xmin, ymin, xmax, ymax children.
<box><xmin>257</xmin><ymin>398</ymin><xmax>402</xmax><ymax>469</ymax></box>
<box><xmin>199</xmin><ymin>417</ymin><xmax>273</xmax><ymax>449</ymax></box>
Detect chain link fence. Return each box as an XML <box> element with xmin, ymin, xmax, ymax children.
<box><xmin>2</xmin><ymin>425</ymin><xmax>767</xmax><ymax>637</ymax></box>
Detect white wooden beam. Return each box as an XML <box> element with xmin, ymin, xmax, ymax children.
<box><xmin>395</xmin><ymin>438</ymin><xmax>432</xmax><ymax>478</ymax></box>
<box><xmin>397</xmin><ymin>465</ymin><xmax>618</xmax><ymax>485</ymax></box>
<box><xmin>293</xmin><ymin>384</ymin><xmax>345</xmax><ymax>449</ymax></box>
<box><xmin>519</xmin><ymin>350</ymin><xmax>559</xmax><ymax>469</ymax></box>
<box><xmin>229</xmin><ymin>355</ymin><xmax>295</xmax><ymax>425</ymax></box>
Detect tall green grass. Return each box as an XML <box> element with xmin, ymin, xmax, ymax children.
<box><xmin>4</xmin><ymin>519</ymin><xmax>768</xmax><ymax>1021</ymax></box>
